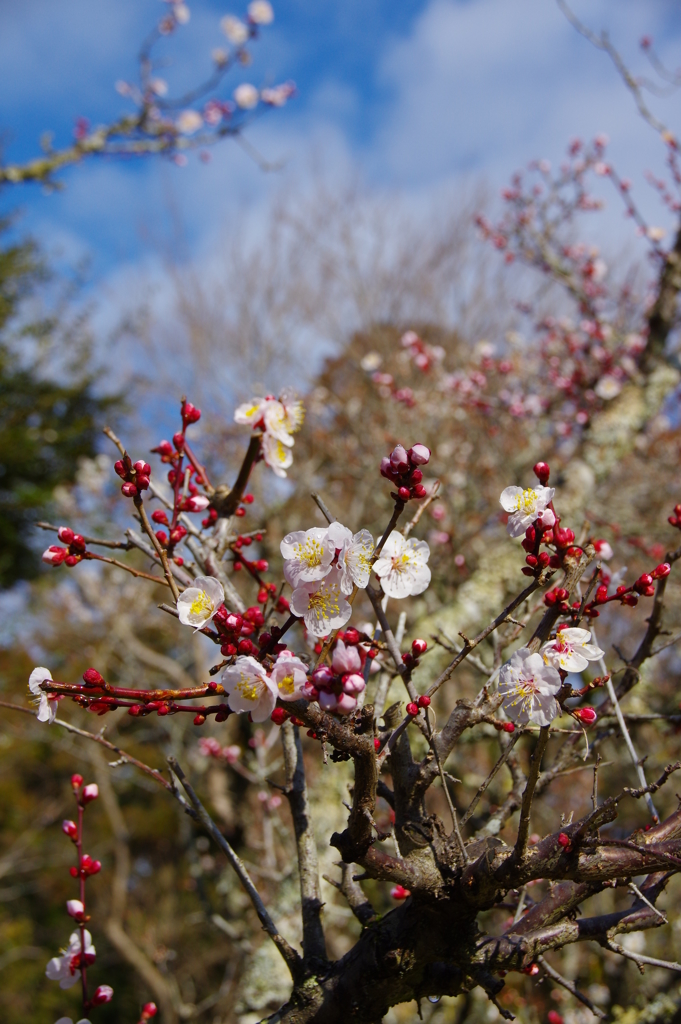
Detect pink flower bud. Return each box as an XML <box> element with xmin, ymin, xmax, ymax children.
<box><xmin>57</xmin><ymin>526</ymin><xmax>75</xmax><ymax>544</ymax></box>
<box><xmin>121</xmin><ymin>481</ymin><xmax>138</xmax><ymax>498</ymax></box>
<box><xmin>62</xmin><ymin>819</ymin><xmax>78</xmax><ymax>840</ymax></box>
<box><xmin>42</xmin><ymin>545</ymin><xmax>68</xmax><ymax>565</ymax></box>
<box><xmin>318</xmin><ymin>690</ymin><xmax>339</xmax><ymax>711</ymax></box>
<box><xmin>187</xmin><ymin>495</ymin><xmax>210</xmax><ymax>511</ymax></box>
<box><xmin>302</xmin><ymin>682</ymin><xmax>320</xmax><ymax>701</ymax></box>
<box><xmin>379</xmin><ymin>456</ymin><xmax>395</xmax><ymax>480</ymax></box>
<box><xmin>82</xmin><ymin>783</ymin><xmax>99</xmax><ymax>804</ymax></box>
<box><xmin>92</xmin><ymin>984</ymin><xmax>114</xmax><ymax>1005</ymax></box>
<box><xmin>573</xmin><ymin>706</ymin><xmax>597</xmax><ymax>725</ymax></box>
<box><xmin>335</xmin><ymin>692</ymin><xmax>358</xmax><ymax>714</ymax></box>
<box><xmin>408</xmin><ymin>443</ymin><xmax>430</xmax><ymax>465</ymax></box>
<box><xmin>312</xmin><ymin>665</ymin><xmax>334</xmax><ymax>689</ymax></box>
<box><xmin>342</xmin><ymin>673</ymin><xmax>366</xmax><ymax>695</ymax></box>
<box><xmin>536</xmin><ymin>508</ymin><xmax>556</xmax><ymax>529</ymax></box>
<box><xmin>390</xmin><ymin>445</ymin><xmax>409</xmax><ymax>471</ymax></box>
<box><xmin>66</xmin><ymin>899</ymin><xmax>85</xmax><ymax>919</ymax></box>
<box><xmin>594</xmin><ymin>539</ymin><xmax>613</xmax><ymax>560</ymax></box>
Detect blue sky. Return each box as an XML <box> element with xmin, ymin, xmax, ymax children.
<box><xmin>2</xmin><ymin>0</ymin><xmax>681</xmax><ymax>375</ymax></box>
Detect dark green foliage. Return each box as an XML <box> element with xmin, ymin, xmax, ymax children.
<box><xmin>0</xmin><ymin>222</ymin><xmax>117</xmax><ymax>586</ymax></box>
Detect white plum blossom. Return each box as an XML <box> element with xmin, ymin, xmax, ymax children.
<box><xmin>498</xmin><ymin>648</ymin><xmax>562</xmax><ymax>726</ymax></box>
<box><xmin>28</xmin><ymin>667</ymin><xmax>58</xmax><ymax>724</ymax></box>
<box><xmin>221</xmin><ymin>15</ymin><xmax>249</xmax><ymax>44</ymax></box>
<box><xmin>327</xmin><ymin>522</ymin><xmax>375</xmax><ymax>595</ymax></box>
<box><xmin>248</xmin><ymin>0</ymin><xmax>274</xmax><ymax>23</ymax></box>
<box><xmin>262</xmin><ymin>432</ymin><xmax>293</xmax><ymax>477</ymax></box>
<box><xmin>540</xmin><ymin>627</ymin><xmax>604</xmax><ymax>673</ymax></box>
<box><xmin>234</xmin><ymin>83</ymin><xmax>259</xmax><ymax>109</ymax></box>
<box><xmin>174</xmin><ymin>3</ymin><xmax>190</xmax><ymax>24</ymax></box>
<box><xmin>221</xmin><ymin>656</ymin><xmax>278</xmax><ymax>721</ymax></box>
<box><xmin>270</xmin><ymin>651</ymin><xmax>309</xmax><ymax>701</ymax></box>
<box><xmin>235</xmin><ymin>392</ymin><xmax>304</xmax><ymax>478</ymax></box>
<box><xmin>176</xmin><ymin>109</ymin><xmax>203</xmax><ymax>134</ymax></box>
<box><xmin>177</xmin><ymin>576</ymin><xmax>224</xmax><ymax>630</ymax></box>
<box><xmin>290</xmin><ymin>571</ymin><xmax>352</xmax><ymax>637</ymax></box>
<box><xmin>373</xmin><ymin>533</ymin><xmax>431</xmax><ymax>599</ymax></box>
<box><xmin>261</xmin><ymin>83</ymin><xmax>294</xmax><ymax>107</ymax></box>
<box><xmin>281</xmin><ymin>527</ymin><xmax>336</xmax><ymax>587</ymax></box>
<box><xmin>263</xmin><ymin>396</ymin><xmax>305</xmax><ymax>446</ymax></box>
<box><xmin>46</xmin><ymin>931</ymin><xmax>95</xmax><ymax>989</ymax></box>
<box><xmin>499</xmin><ymin>484</ymin><xmax>555</xmax><ymax>538</ymax></box>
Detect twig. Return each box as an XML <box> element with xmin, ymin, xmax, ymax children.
<box><xmin>537</xmin><ymin>955</ymin><xmax>607</xmax><ymax>1018</ymax></box>
<box><xmin>403</xmin><ymin>481</ymin><xmax>440</xmax><ymax>539</ymax></box>
<box><xmin>460</xmin><ymin>730</ymin><xmax>522</xmax><ymax>827</ymax></box>
<box><xmin>426</xmin><ymin>573</ymin><xmax>550</xmax><ymax>698</ymax></box>
<box><xmin>166</xmin><ymin>756</ymin><xmax>303</xmax><ymax>981</ymax></box>
<box><xmin>511</xmin><ymin>726</ymin><xmax>550</xmax><ymax>867</ymax></box>
<box><xmin>0</xmin><ymin>701</ymin><xmax>171</xmax><ymax>791</ymax></box>
<box><xmin>310</xmin><ymin>492</ymin><xmax>335</xmax><ymax>524</ymax></box>
<box><xmin>280</xmin><ymin>722</ymin><xmax>327</xmax><ymax>963</ymax></box>
<box><xmin>629</xmin><ymin>882</ymin><xmax>667</xmax><ymax>923</ymax></box>
<box><xmin>591</xmin><ymin>624</ymin><xmax>659</xmax><ymax>822</ymax></box>
<box><xmin>36</xmin><ymin>521</ymin><xmax>132</xmax><ymax>550</ymax></box>
<box><xmin>323</xmin><ymin>863</ymin><xmax>377</xmax><ymax>927</ymax></box>
<box><xmin>605</xmin><ymin>938</ymin><xmax>681</xmax><ymax>973</ymax></box>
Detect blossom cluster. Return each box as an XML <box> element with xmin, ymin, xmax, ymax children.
<box><xmin>235</xmin><ymin>390</ymin><xmax>305</xmax><ymax>477</ymax></box>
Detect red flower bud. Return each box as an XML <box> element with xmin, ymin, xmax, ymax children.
<box><xmin>71</xmin><ymin>774</ymin><xmax>83</xmax><ymax>790</ymax></box>
<box><xmin>182</xmin><ymin>401</ymin><xmax>201</xmax><ymax>424</ymax></box>
<box><xmin>121</xmin><ymin>481</ymin><xmax>138</xmax><ymax>498</ymax></box>
<box><xmin>82</xmin><ymin>783</ymin><xmax>99</xmax><ymax>804</ymax></box>
<box><xmin>134</xmin><ymin>460</ymin><xmax>151</xmax><ymax>475</ymax></box>
<box><xmin>411</xmin><ymin>484</ymin><xmax>427</xmax><ymax>499</ymax></box>
<box><xmin>64</xmin><ymin>554</ymin><xmax>80</xmax><ymax>567</ymax></box>
<box><xmin>271</xmin><ymin>708</ymin><xmax>289</xmax><ymax>725</ymax></box>
<box><xmin>142</xmin><ymin>1002</ymin><xmax>158</xmax><ymax>1019</ymax></box>
<box><xmin>151</xmin><ymin>509</ymin><xmax>168</xmax><ymax>525</ymax></box>
<box><xmin>390</xmin><ymin>884</ymin><xmax>411</xmax><ymax>899</ymax></box>
<box><xmin>344</xmin><ymin>627</ymin><xmax>361</xmax><ymax>644</ymax></box>
<box><xmin>595</xmin><ymin>585</ymin><xmax>609</xmax><ymax>604</ymax></box>
<box><xmin>152</xmin><ymin>440</ymin><xmax>173</xmax><ymax>458</ymax></box>
<box><xmin>113</xmin><ymin>459</ymin><xmax>127</xmax><ymax>478</ymax></box>
<box><xmin>235</xmin><ymin>506</ymin><xmax>246</xmax><ymax>516</ymax></box>
<box><xmin>417</xmin><ymin>694</ymin><xmax>431</xmax><ymax>708</ymax></box>
<box><xmin>173</xmin><ymin>432</ymin><xmax>185</xmax><ymax>450</ymax></box>
<box><xmin>548</xmin><ymin>1011</ymin><xmax>564</xmax><ymax>1024</ymax></box>
<box><xmin>42</xmin><ymin>545</ymin><xmax>68</xmax><ymax>565</ymax></box>
<box><xmin>406</xmin><ymin>702</ymin><xmax>419</xmax><ymax>716</ymax></box>
<box><xmin>533</xmin><ymin>461</ymin><xmax>550</xmax><ymax>484</ymax></box>
<box><xmin>83</xmin><ymin>668</ymin><xmax>105</xmax><ymax>687</ymax></box>
<box><xmin>652</xmin><ymin>562</ymin><xmax>671</xmax><ymax>579</ymax></box>
<box><xmin>255</xmin><ymin>559</ymin><xmax>269</xmax><ymax>572</ymax></box>
<box><xmin>409</xmin><ymin>468</ymin><xmax>423</xmax><ymax>484</ymax></box>
<box><xmin>573</xmin><ymin>706</ymin><xmax>597</xmax><ymax>725</ymax></box>
<box><xmin>135</xmin><ymin>474</ymin><xmax>150</xmax><ymax>491</ymax></box>
<box><xmin>412</xmin><ymin>638</ymin><xmax>428</xmax><ymax>655</ymax></box>
<box><xmin>502</xmin><ymin>721</ymin><xmax>515</xmax><ymax>733</ymax></box>
<box><xmin>57</xmin><ymin>526</ymin><xmax>75</xmax><ymax>544</ymax></box>
<box><xmin>238</xmin><ymin>639</ymin><xmax>257</xmax><ymax>656</ymax></box>
<box><xmin>398</xmin><ymin>486</ymin><xmax>411</xmax><ymax>501</ymax></box>
<box><xmin>193</xmin><ymin>714</ymin><xmax>206</xmax><ymax>725</ymax></box>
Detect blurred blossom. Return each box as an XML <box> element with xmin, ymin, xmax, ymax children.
<box><xmin>212</xmin><ymin>48</ymin><xmax>228</xmax><ymax>65</ymax></box>
<box><xmin>248</xmin><ymin>0</ymin><xmax>274</xmax><ymax>24</ymax></box>
<box><xmin>360</xmin><ymin>352</ymin><xmax>382</xmax><ymax>372</ymax></box>
<box><xmin>234</xmin><ymin>83</ymin><xmax>259</xmax><ymax>109</ymax></box>
<box><xmin>647</xmin><ymin>226</ymin><xmax>667</xmax><ymax>242</ymax></box>
<box><xmin>594</xmin><ymin>375</ymin><xmax>622</xmax><ymax>400</ymax></box>
<box><xmin>174</xmin><ymin>3</ymin><xmax>191</xmax><ymax>24</ymax></box>
<box><xmin>176</xmin><ymin>110</ymin><xmax>203</xmax><ymax>135</ymax></box>
<box><xmin>149</xmin><ymin>78</ymin><xmax>168</xmax><ymax>96</ymax></box>
<box><xmin>261</xmin><ymin>82</ymin><xmax>295</xmax><ymax>107</ymax></box>
<box><xmin>221</xmin><ymin>15</ymin><xmax>249</xmax><ymax>45</ymax></box>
